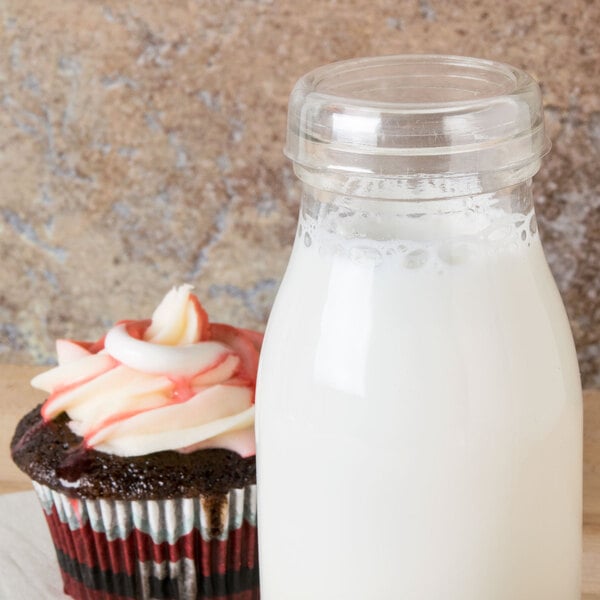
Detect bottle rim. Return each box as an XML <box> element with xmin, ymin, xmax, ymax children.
<box><xmin>285</xmin><ymin>55</ymin><xmax>550</xmax><ymax>198</ymax></box>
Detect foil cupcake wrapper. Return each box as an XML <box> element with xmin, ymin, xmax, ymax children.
<box><xmin>32</xmin><ymin>482</ymin><xmax>259</xmax><ymax>600</ymax></box>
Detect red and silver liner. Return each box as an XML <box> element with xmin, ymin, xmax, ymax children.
<box><xmin>32</xmin><ymin>482</ymin><xmax>259</xmax><ymax>600</ymax></box>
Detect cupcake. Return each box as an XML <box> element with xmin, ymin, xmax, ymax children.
<box><xmin>11</xmin><ymin>284</ymin><xmax>261</xmax><ymax>600</ymax></box>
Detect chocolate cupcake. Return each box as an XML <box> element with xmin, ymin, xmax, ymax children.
<box><xmin>11</xmin><ymin>285</ymin><xmax>261</xmax><ymax>600</ymax></box>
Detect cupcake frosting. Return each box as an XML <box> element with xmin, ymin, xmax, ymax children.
<box><xmin>31</xmin><ymin>285</ymin><xmax>261</xmax><ymax>458</ymax></box>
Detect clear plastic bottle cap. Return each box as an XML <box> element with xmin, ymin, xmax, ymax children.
<box><xmin>285</xmin><ymin>55</ymin><xmax>550</xmax><ymax>199</ymax></box>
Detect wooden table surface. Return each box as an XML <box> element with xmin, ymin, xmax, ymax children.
<box><xmin>1</xmin><ymin>365</ymin><xmax>599</xmax><ymax>597</ymax></box>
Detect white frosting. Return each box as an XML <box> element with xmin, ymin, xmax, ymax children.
<box><xmin>144</xmin><ymin>284</ymin><xmax>207</xmax><ymax>344</ymax></box>
<box><xmin>104</xmin><ymin>324</ymin><xmax>231</xmax><ymax>376</ymax></box>
<box><xmin>32</xmin><ymin>285</ymin><xmax>259</xmax><ymax>457</ymax></box>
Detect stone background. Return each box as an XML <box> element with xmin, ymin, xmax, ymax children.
<box><xmin>0</xmin><ymin>0</ymin><xmax>598</xmax><ymax>386</ymax></box>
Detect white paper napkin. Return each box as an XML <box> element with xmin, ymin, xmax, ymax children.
<box><xmin>0</xmin><ymin>491</ymin><xmax>67</xmax><ymax>599</ymax></box>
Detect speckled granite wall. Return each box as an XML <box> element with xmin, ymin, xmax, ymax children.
<box><xmin>1</xmin><ymin>0</ymin><xmax>599</xmax><ymax>386</ymax></box>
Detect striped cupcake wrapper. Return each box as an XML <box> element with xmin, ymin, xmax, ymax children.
<box><xmin>32</xmin><ymin>482</ymin><xmax>259</xmax><ymax>600</ymax></box>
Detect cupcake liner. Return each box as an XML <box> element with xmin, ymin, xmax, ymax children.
<box><xmin>32</xmin><ymin>482</ymin><xmax>259</xmax><ymax>600</ymax></box>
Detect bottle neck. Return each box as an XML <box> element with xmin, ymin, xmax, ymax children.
<box><xmin>297</xmin><ymin>180</ymin><xmax>536</xmax><ymax>247</ymax></box>
<box><xmin>294</xmin><ymin>161</ymin><xmax>541</xmax><ymax>202</ymax></box>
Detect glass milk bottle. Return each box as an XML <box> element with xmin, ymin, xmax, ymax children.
<box><xmin>256</xmin><ymin>55</ymin><xmax>582</xmax><ymax>600</ymax></box>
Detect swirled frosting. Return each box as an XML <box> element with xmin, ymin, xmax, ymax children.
<box><xmin>31</xmin><ymin>285</ymin><xmax>262</xmax><ymax>458</ymax></box>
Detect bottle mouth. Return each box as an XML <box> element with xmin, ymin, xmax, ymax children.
<box><xmin>285</xmin><ymin>55</ymin><xmax>550</xmax><ymax>199</ymax></box>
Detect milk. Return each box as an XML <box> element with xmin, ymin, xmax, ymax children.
<box><xmin>256</xmin><ymin>194</ymin><xmax>582</xmax><ymax>600</ymax></box>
